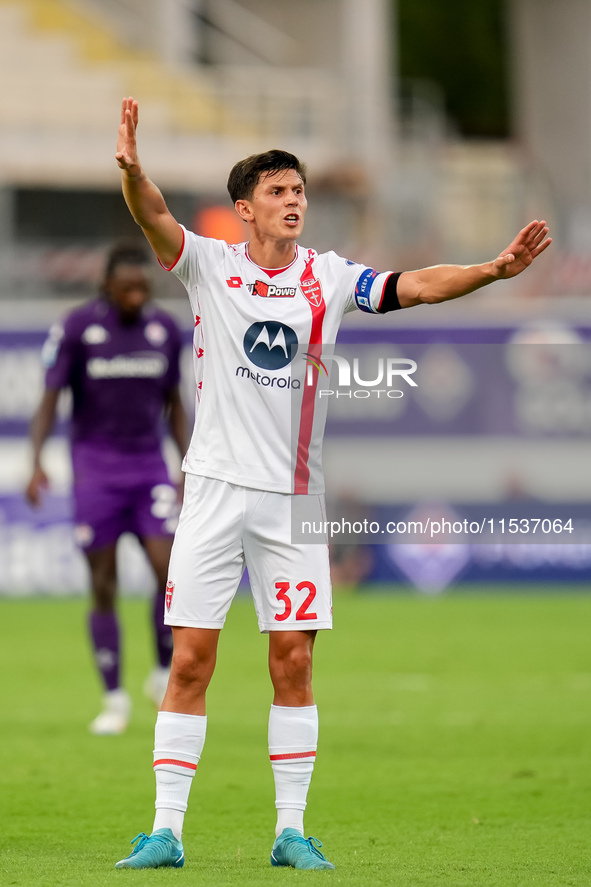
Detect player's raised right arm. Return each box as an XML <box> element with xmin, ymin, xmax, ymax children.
<box><xmin>116</xmin><ymin>97</ymin><xmax>184</xmax><ymax>268</ymax></box>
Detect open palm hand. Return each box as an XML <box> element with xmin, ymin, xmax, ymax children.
<box><xmin>115</xmin><ymin>97</ymin><xmax>141</xmax><ymax>176</ymax></box>
<box><xmin>492</xmin><ymin>220</ymin><xmax>552</xmax><ymax>279</ymax></box>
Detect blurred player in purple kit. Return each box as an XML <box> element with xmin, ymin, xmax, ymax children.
<box><xmin>26</xmin><ymin>241</ymin><xmax>188</xmax><ymax>735</ymax></box>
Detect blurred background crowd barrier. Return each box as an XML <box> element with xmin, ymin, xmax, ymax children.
<box><xmin>1</xmin><ymin>0</ymin><xmax>590</xmax><ymax>594</ymax></box>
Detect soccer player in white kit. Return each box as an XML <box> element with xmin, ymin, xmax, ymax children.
<box><xmin>114</xmin><ymin>97</ymin><xmax>551</xmax><ymax>871</ymax></box>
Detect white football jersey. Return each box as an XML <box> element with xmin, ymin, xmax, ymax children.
<box><xmin>169</xmin><ymin>225</ymin><xmax>393</xmax><ymax>494</ymax></box>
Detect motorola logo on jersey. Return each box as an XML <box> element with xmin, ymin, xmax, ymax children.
<box><xmin>243</xmin><ymin>322</ymin><xmax>298</xmax><ymax>370</ymax></box>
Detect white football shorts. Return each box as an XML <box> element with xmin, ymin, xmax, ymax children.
<box><xmin>164</xmin><ymin>473</ymin><xmax>332</xmax><ymax>632</ymax></box>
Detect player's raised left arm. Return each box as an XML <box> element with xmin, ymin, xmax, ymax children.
<box><xmin>396</xmin><ymin>220</ymin><xmax>552</xmax><ymax>308</ymax></box>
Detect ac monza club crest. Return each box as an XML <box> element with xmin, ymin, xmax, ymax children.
<box><xmin>165</xmin><ymin>580</ymin><xmax>175</xmax><ymax>611</ymax></box>
<box><xmin>300</xmin><ymin>253</ymin><xmax>323</xmax><ymax>307</ymax></box>
<box><xmin>300</xmin><ymin>278</ymin><xmax>323</xmax><ymax>307</ymax></box>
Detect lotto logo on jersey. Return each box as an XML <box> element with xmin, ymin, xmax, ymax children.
<box><xmin>165</xmin><ymin>581</ymin><xmax>175</xmax><ymax>611</ymax></box>
<box><xmin>248</xmin><ymin>280</ymin><xmax>297</xmax><ymax>298</ymax></box>
<box><xmin>243</xmin><ymin>321</ymin><xmax>298</xmax><ymax>370</ymax></box>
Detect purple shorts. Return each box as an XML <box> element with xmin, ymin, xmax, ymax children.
<box><xmin>71</xmin><ymin>442</ymin><xmax>178</xmax><ymax>551</ymax></box>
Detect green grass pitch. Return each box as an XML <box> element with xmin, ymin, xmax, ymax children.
<box><xmin>2</xmin><ymin>588</ymin><xmax>591</xmax><ymax>886</ymax></box>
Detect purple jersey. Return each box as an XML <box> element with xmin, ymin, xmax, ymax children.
<box><xmin>43</xmin><ymin>297</ymin><xmax>182</xmax><ymax>454</ymax></box>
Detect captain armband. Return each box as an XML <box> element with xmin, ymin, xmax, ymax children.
<box><xmin>376</xmin><ymin>272</ymin><xmax>402</xmax><ymax>314</ymax></box>
<box><xmin>354</xmin><ymin>270</ymin><xmax>403</xmax><ymax>314</ymax></box>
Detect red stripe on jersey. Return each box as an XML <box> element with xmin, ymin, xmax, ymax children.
<box><xmin>270</xmin><ymin>751</ymin><xmax>317</xmax><ymax>761</ymax></box>
<box><xmin>294</xmin><ymin>252</ymin><xmax>325</xmax><ymax>494</ymax></box>
<box><xmin>153</xmin><ymin>758</ymin><xmax>197</xmax><ymax>771</ymax></box>
<box><xmin>158</xmin><ymin>226</ymin><xmax>186</xmax><ymax>271</ymax></box>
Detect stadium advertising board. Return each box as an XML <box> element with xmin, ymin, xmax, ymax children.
<box><xmin>1</xmin><ymin>326</ymin><xmax>590</xmax><ymax>594</ymax></box>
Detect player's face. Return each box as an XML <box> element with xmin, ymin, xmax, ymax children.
<box><xmin>105</xmin><ymin>264</ymin><xmax>152</xmax><ymax>321</ymax></box>
<box><xmin>246</xmin><ymin>169</ymin><xmax>307</xmax><ymax>241</ymax></box>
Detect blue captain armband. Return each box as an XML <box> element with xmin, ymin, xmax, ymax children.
<box><xmin>354</xmin><ymin>269</ymin><xmax>379</xmax><ymax>313</ymax></box>
<box><xmin>354</xmin><ymin>270</ymin><xmax>403</xmax><ymax>314</ymax></box>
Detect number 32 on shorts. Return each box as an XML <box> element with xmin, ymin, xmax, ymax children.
<box><xmin>274</xmin><ymin>581</ymin><xmax>317</xmax><ymax>622</ymax></box>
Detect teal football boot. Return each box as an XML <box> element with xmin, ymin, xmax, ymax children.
<box><xmin>115</xmin><ymin>828</ymin><xmax>184</xmax><ymax>869</ymax></box>
<box><xmin>271</xmin><ymin>828</ymin><xmax>335</xmax><ymax>870</ymax></box>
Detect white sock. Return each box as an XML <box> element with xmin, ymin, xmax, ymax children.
<box><xmin>152</xmin><ymin>710</ymin><xmax>207</xmax><ymax>840</ymax></box>
<box><xmin>269</xmin><ymin>704</ymin><xmax>318</xmax><ymax>838</ymax></box>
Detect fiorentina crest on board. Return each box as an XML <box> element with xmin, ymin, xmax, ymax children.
<box><xmin>165</xmin><ymin>580</ymin><xmax>175</xmax><ymax>611</ymax></box>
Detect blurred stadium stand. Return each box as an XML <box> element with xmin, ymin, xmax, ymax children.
<box><xmin>0</xmin><ymin>0</ymin><xmax>589</xmax><ymax>594</ymax></box>
<box><xmin>0</xmin><ymin>0</ymin><xmax>589</xmax><ymax>297</ymax></box>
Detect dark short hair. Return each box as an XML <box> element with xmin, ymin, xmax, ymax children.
<box><xmin>104</xmin><ymin>240</ymin><xmax>151</xmax><ymax>280</ymax></box>
<box><xmin>227</xmin><ymin>149</ymin><xmax>307</xmax><ymax>203</ymax></box>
